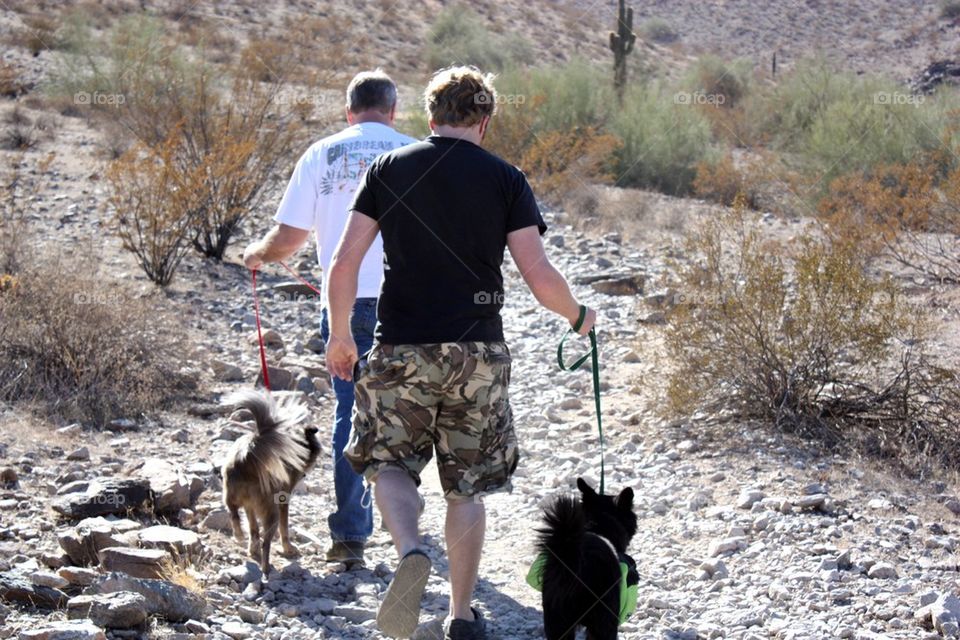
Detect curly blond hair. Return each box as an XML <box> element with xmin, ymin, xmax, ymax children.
<box><xmin>424</xmin><ymin>66</ymin><xmax>497</xmax><ymax>127</ymax></box>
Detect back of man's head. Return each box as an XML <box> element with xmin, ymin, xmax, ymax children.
<box><xmin>424</xmin><ymin>66</ymin><xmax>497</xmax><ymax>128</ymax></box>
<box><xmin>346</xmin><ymin>70</ymin><xmax>397</xmax><ymax>114</ymax></box>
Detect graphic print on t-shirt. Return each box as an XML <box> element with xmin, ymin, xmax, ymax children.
<box><xmin>320</xmin><ymin>139</ymin><xmax>398</xmax><ymax>195</ymax></box>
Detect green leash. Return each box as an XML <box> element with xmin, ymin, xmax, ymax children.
<box><xmin>556</xmin><ymin>304</ymin><xmax>605</xmax><ymax>495</ymax></box>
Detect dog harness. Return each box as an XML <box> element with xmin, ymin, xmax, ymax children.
<box><xmin>525</xmin><ymin>549</ymin><xmax>639</xmax><ymax>625</ymax></box>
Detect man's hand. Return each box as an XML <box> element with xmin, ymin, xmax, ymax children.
<box><xmin>243</xmin><ymin>242</ymin><xmax>264</xmax><ymax>271</ymax></box>
<box><xmin>326</xmin><ymin>333</ymin><xmax>359</xmax><ymax>382</ymax></box>
<box><xmin>572</xmin><ymin>306</ymin><xmax>597</xmax><ymax>336</ymax></box>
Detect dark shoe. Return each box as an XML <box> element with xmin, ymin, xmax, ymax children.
<box><xmin>377</xmin><ymin>549</ymin><xmax>432</xmax><ymax>638</ymax></box>
<box><xmin>325</xmin><ymin>540</ymin><xmax>365</xmax><ymax>565</ymax></box>
<box><xmin>444</xmin><ymin>607</ymin><xmax>486</xmax><ymax>640</ymax></box>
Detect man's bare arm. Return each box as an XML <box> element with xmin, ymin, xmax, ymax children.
<box><xmin>325</xmin><ymin>211</ymin><xmax>379</xmax><ymax>380</ymax></box>
<box><xmin>507</xmin><ymin>226</ymin><xmax>595</xmax><ymax>335</ymax></box>
<box><xmin>243</xmin><ymin>224</ymin><xmax>311</xmax><ymax>270</ymax></box>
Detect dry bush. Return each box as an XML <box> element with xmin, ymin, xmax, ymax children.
<box><xmin>819</xmin><ymin>161</ymin><xmax>960</xmax><ymax>282</ymax></box>
<box><xmin>107</xmin><ymin>133</ymin><xmax>197</xmax><ymax>287</ymax></box>
<box><xmin>10</xmin><ymin>13</ymin><xmax>61</xmax><ymax>56</ymax></box>
<box><xmin>942</xmin><ymin>0</ymin><xmax>960</xmax><ymax>19</ymax></box>
<box><xmin>0</xmin><ymin>250</ymin><xmax>192</xmax><ymax>427</ymax></box>
<box><xmin>0</xmin><ymin>62</ymin><xmax>31</xmax><ymax>98</ymax></box>
<box><xmin>665</xmin><ymin>198</ymin><xmax>960</xmax><ymax>470</ymax></box>
<box><xmin>519</xmin><ymin>126</ymin><xmax>622</xmax><ymax>205</ymax></box>
<box><xmin>693</xmin><ymin>153</ymin><xmax>761</xmax><ymax>208</ymax></box>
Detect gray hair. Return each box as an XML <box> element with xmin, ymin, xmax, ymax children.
<box><xmin>346</xmin><ymin>69</ymin><xmax>398</xmax><ymax>114</ymax></box>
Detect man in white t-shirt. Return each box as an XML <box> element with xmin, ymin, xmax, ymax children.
<box><xmin>243</xmin><ymin>70</ymin><xmax>416</xmax><ymax>565</ymax></box>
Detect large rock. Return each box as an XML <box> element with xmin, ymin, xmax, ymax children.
<box><xmin>50</xmin><ymin>479</ymin><xmax>151</xmax><ymax>519</ymax></box>
<box><xmin>0</xmin><ymin>568</ymin><xmax>68</xmax><ymax>608</ymax></box>
<box><xmin>85</xmin><ymin>573</ymin><xmax>206</xmax><ymax>622</ymax></box>
<box><xmin>576</xmin><ymin>272</ymin><xmax>645</xmax><ymax>296</ymax></box>
<box><xmin>137</xmin><ymin>525</ymin><xmax>202</xmax><ymax>557</ymax></box>
<box><xmin>18</xmin><ymin>621</ymin><xmax>106</xmax><ymax>640</ymax></box>
<box><xmin>98</xmin><ymin>547</ymin><xmax>169</xmax><ymax>580</ymax></box>
<box><xmin>67</xmin><ymin>591</ymin><xmax>147</xmax><ymax>629</ymax></box>
<box><xmin>136</xmin><ymin>459</ymin><xmax>199</xmax><ymax>514</ymax></box>
<box><xmin>916</xmin><ymin>592</ymin><xmax>960</xmax><ymax>635</ymax></box>
<box><xmin>58</xmin><ymin>517</ymin><xmax>142</xmax><ymax>566</ymax></box>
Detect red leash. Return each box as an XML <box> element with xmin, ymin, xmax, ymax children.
<box><xmin>251</xmin><ymin>268</ymin><xmax>271</xmax><ymax>391</ymax></box>
<box><xmin>251</xmin><ymin>261</ymin><xmax>323</xmax><ymax>392</ymax></box>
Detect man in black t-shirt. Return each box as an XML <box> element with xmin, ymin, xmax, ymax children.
<box><xmin>326</xmin><ymin>67</ymin><xmax>597</xmax><ymax>640</ymax></box>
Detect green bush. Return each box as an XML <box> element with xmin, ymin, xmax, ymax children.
<box><xmin>640</xmin><ymin>18</ymin><xmax>678</xmax><ymax>44</ymax></box>
<box><xmin>425</xmin><ymin>3</ymin><xmax>533</xmax><ymax>72</ymax></box>
<box><xmin>610</xmin><ymin>81</ymin><xmax>716</xmax><ymax>195</ymax></box>
<box><xmin>683</xmin><ymin>55</ymin><xmax>751</xmax><ymax>107</ymax></box>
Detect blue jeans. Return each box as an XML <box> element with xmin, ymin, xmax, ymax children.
<box><xmin>320</xmin><ymin>299</ymin><xmax>377</xmax><ymax>543</ymax></box>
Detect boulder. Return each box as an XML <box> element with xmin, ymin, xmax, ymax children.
<box><xmin>57</xmin><ymin>517</ymin><xmax>142</xmax><ymax>566</ymax></box>
<box><xmin>85</xmin><ymin>573</ymin><xmax>205</xmax><ymax>622</ymax></box>
<box><xmin>137</xmin><ymin>525</ymin><xmax>202</xmax><ymax>556</ymax></box>
<box><xmin>211</xmin><ymin>360</ymin><xmax>244</xmax><ymax>383</ymax></box>
<box><xmin>18</xmin><ymin>621</ymin><xmax>106</xmax><ymax>640</ymax></box>
<box><xmin>58</xmin><ymin>567</ymin><xmax>99</xmax><ymax>587</ymax></box>
<box><xmin>915</xmin><ymin>592</ymin><xmax>960</xmax><ymax>634</ymax></box>
<box><xmin>576</xmin><ymin>273</ymin><xmax>645</xmax><ymax>296</ymax></box>
<box><xmin>98</xmin><ymin>547</ymin><xmax>169</xmax><ymax>580</ymax></box>
<box><xmin>0</xmin><ymin>568</ymin><xmax>68</xmax><ymax>608</ymax></box>
<box><xmin>67</xmin><ymin>591</ymin><xmax>147</xmax><ymax>629</ymax></box>
<box><xmin>200</xmin><ymin>509</ymin><xmax>233</xmax><ymax>534</ymax></box>
<box><xmin>50</xmin><ymin>479</ymin><xmax>151</xmax><ymax>519</ymax></box>
<box><xmin>136</xmin><ymin>459</ymin><xmax>195</xmax><ymax>514</ymax></box>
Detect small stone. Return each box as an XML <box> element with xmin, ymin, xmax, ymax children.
<box><xmin>334</xmin><ymin>603</ymin><xmax>376</xmax><ymax>623</ymax></box>
<box><xmin>794</xmin><ymin>493</ymin><xmax>828</xmax><ymax>510</ymax></box>
<box><xmin>18</xmin><ymin>621</ymin><xmax>106</xmax><ymax>640</ymax></box>
<box><xmin>68</xmin><ymin>591</ymin><xmax>148</xmax><ymax>629</ymax></box>
<box><xmin>237</xmin><ymin>604</ymin><xmax>263</xmax><ymax>623</ymax></box>
<box><xmin>867</xmin><ymin>562</ymin><xmax>897</xmax><ymax>580</ymax></box>
<box><xmin>66</xmin><ymin>447</ymin><xmax>90</xmax><ymax>462</ymax></box>
<box><xmin>737</xmin><ymin>489</ymin><xmax>765</xmax><ymax>510</ymax></box>
<box><xmin>30</xmin><ymin>570</ymin><xmax>70</xmax><ymax>590</ymax></box>
<box><xmin>200</xmin><ymin>510</ymin><xmax>233</xmax><ymax>534</ymax></box>
<box><xmin>98</xmin><ymin>547</ymin><xmax>169</xmax><ymax>580</ymax></box>
<box><xmin>946</xmin><ymin>498</ymin><xmax>960</xmax><ymax>516</ymax></box>
<box><xmin>57</xmin><ymin>424</ymin><xmax>83</xmax><ymax>437</ymax></box>
<box><xmin>221</xmin><ymin>621</ymin><xmax>254</xmax><ymax>640</ymax></box>
<box><xmin>58</xmin><ymin>567</ymin><xmax>98</xmax><ymax>587</ymax></box>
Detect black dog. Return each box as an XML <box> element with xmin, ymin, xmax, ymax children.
<box><xmin>536</xmin><ymin>478</ymin><xmax>638</xmax><ymax>640</ymax></box>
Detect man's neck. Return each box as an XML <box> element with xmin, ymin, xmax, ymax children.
<box><xmin>352</xmin><ymin>113</ymin><xmax>392</xmax><ymax>127</ymax></box>
<box><xmin>432</xmin><ymin>125</ymin><xmax>482</xmax><ymax>145</ymax></box>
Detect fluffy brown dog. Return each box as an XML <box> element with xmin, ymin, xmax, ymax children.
<box><xmin>221</xmin><ymin>390</ymin><xmax>321</xmax><ymax>574</ymax></box>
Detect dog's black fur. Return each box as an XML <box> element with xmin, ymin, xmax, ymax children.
<box><xmin>536</xmin><ymin>477</ymin><xmax>637</xmax><ymax>640</ymax></box>
<box><xmin>221</xmin><ymin>390</ymin><xmax>321</xmax><ymax>574</ymax></box>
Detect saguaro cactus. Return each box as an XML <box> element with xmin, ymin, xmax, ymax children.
<box><xmin>609</xmin><ymin>0</ymin><xmax>636</xmax><ymax>103</ymax></box>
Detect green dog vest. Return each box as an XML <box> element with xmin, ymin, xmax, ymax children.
<box><xmin>526</xmin><ymin>550</ymin><xmax>639</xmax><ymax>624</ymax></box>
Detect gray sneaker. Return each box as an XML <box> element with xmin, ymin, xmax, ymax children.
<box><xmin>444</xmin><ymin>607</ymin><xmax>486</xmax><ymax>640</ymax></box>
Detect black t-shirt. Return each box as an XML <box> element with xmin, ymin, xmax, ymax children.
<box><xmin>350</xmin><ymin>135</ymin><xmax>546</xmax><ymax>344</ymax></box>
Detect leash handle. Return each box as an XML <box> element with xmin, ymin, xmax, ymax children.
<box><xmin>251</xmin><ymin>269</ymin><xmax>271</xmax><ymax>391</ymax></box>
<box><xmin>557</xmin><ymin>305</ymin><xmax>605</xmax><ymax>495</ymax></box>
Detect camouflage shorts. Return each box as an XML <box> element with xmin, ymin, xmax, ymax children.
<box><xmin>344</xmin><ymin>341</ymin><xmax>518</xmax><ymax>499</ymax></box>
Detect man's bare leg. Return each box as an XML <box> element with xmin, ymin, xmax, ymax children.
<box><xmin>445</xmin><ymin>496</ymin><xmax>485</xmax><ymax>621</ymax></box>
<box><xmin>375</xmin><ymin>467</ymin><xmax>421</xmax><ymax>557</ymax></box>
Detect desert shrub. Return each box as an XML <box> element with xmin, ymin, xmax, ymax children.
<box><xmin>425</xmin><ymin>3</ymin><xmax>533</xmax><ymax>72</ymax></box>
<box><xmin>0</xmin><ymin>62</ymin><xmax>30</xmax><ymax>98</ymax></box>
<box><xmin>1</xmin><ymin>122</ymin><xmax>39</xmax><ymax>150</ymax></box>
<box><xmin>0</xmin><ymin>256</ymin><xmax>192</xmax><ymax>426</ymax></box>
<box><xmin>518</xmin><ymin>126</ymin><xmax>622</xmax><ymax>202</ymax></box>
<box><xmin>610</xmin><ymin>81</ymin><xmax>715</xmax><ymax>195</ymax></box>
<box><xmin>9</xmin><ymin>13</ymin><xmax>62</xmax><ymax>56</ymax></box>
<box><xmin>683</xmin><ymin>55</ymin><xmax>751</xmax><ymax>108</ymax></box>
<box><xmin>665</xmin><ymin>198</ymin><xmax>960</xmax><ymax>469</ymax></box>
<box><xmin>941</xmin><ymin>0</ymin><xmax>960</xmax><ymax>19</ymax></box>
<box><xmin>60</xmin><ymin>16</ymin><xmax>303</xmax><ymax>268</ymax></box>
<box><xmin>692</xmin><ymin>153</ymin><xmax>761</xmax><ymax>208</ymax></box>
<box><xmin>820</xmin><ymin>161</ymin><xmax>960</xmax><ymax>281</ymax></box>
<box><xmin>640</xmin><ymin>18</ymin><xmax>678</xmax><ymax>44</ymax></box>
<box><xmin>107</xmin><ymin>134</ymin><xmax>197</xmax><ymax>286</ymax></box>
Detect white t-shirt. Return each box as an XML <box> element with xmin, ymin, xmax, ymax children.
<box><xmin>274</xmin><ymin>122</ymin><xmax>417</xmax><ymax>300</ymax></box>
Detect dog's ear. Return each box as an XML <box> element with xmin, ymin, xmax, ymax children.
<box><xmin>616</xmin><ymin>487</ymin><xmax>634</xmax><ymax>510</ymax></box>
<box><xmin>577</xmin><ymin>477</ymin><xmax>597</xmax><ymax>498</ymax></box>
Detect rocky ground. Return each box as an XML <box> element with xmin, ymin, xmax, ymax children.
<box><xmin>1</xmin><ymin>201</ymin><xmax>959</xmax><ymax>639</ymax></box>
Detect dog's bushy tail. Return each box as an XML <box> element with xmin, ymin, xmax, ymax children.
<box><xmin>537</xmin><ymin>495</ymin><xmax>586</xmax><ymax>578</ymax></box>
<box><xmin>223</xmin><ymin>390</ymin><xmax>312</xmax><ymax>495</ymax></box>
